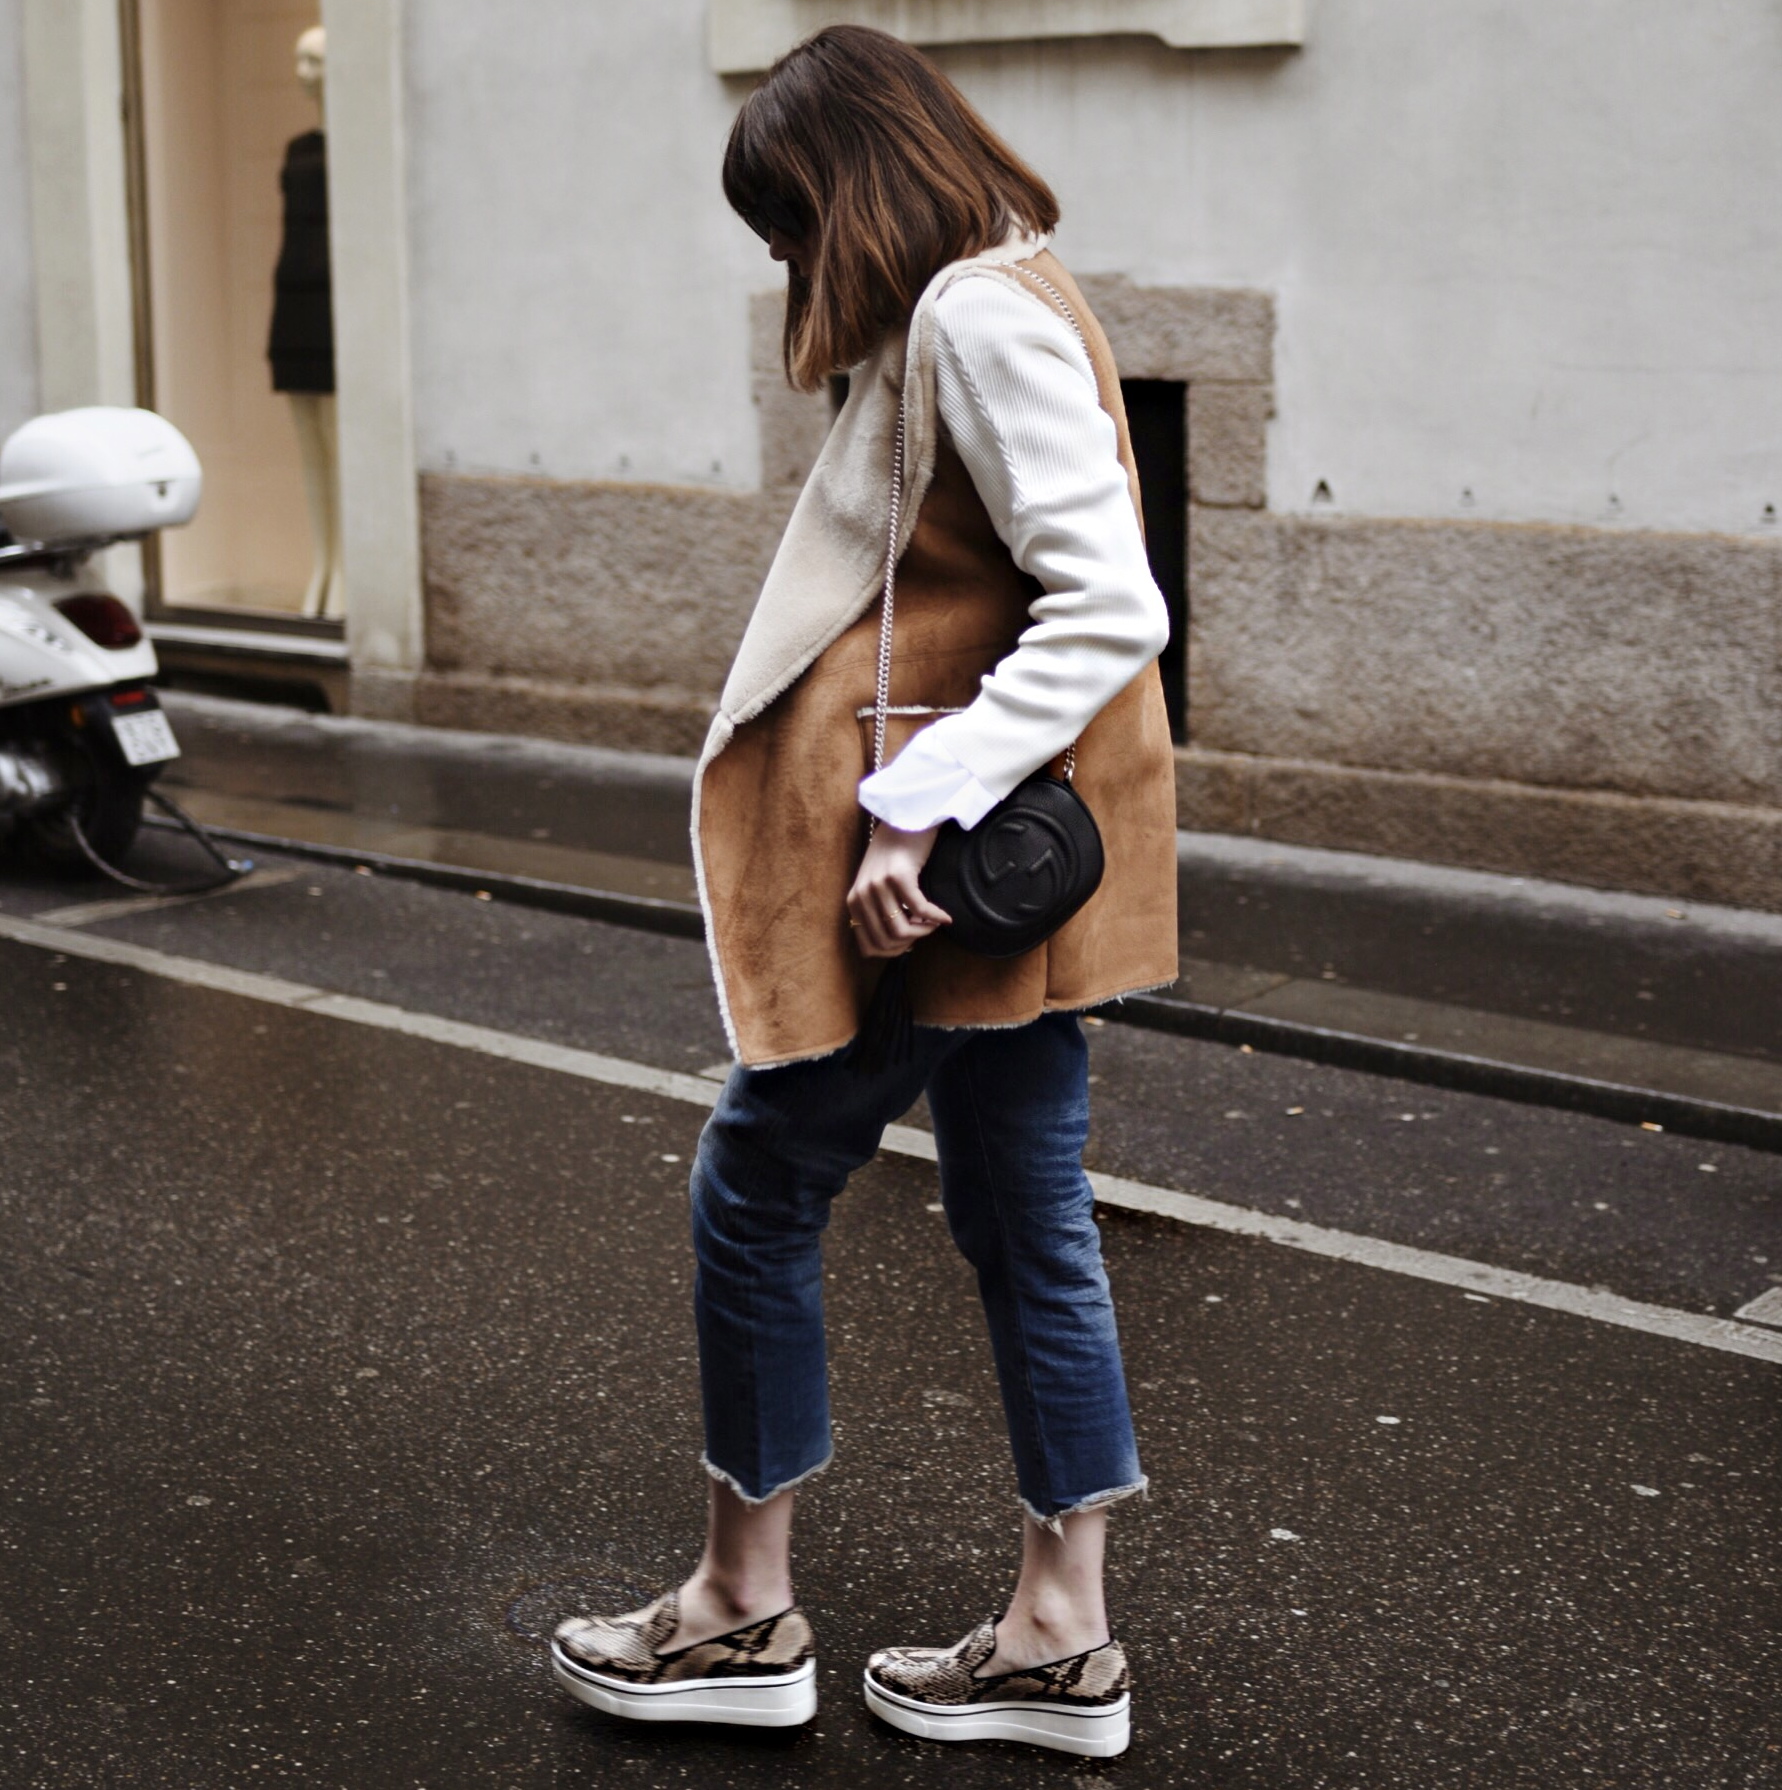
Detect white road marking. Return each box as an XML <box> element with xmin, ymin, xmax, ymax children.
<box><xmin>31</xmin><ymin>866</ymin><xmax>301</xmax><ymax>930</ymax></box>
<box><xmin>1732</xmin><ymin>1286</ymin><xmax>1782</xmax><ymax>1329</ymax></box>
<box><xmin>1081</xmin><ymin>1171</ymin><xmax>1782</xmax><ymax>1365</ymax></box>
<box><xmin>3</xmin><ymin>910</ymin><xmax>1779</xmax><ymax>1370</ymax></box>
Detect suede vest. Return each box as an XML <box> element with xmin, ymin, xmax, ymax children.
<box><xmin>696</xmin><ymin>251</ymin><xmax>1178</xmax><ymax>1067</ymax></box>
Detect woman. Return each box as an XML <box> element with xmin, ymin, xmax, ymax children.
<box><xmin>553</xmin><ymin>26</ymin><xmax>1177</xmax><ymax>1758</ymax></box>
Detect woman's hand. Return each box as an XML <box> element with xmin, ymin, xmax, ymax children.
<box><xmin>846</xmin><ymin>823</ymin><xmax>951</xmax><ymax>958</ymax></box>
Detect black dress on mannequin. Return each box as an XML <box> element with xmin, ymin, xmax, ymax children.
<box><xmin>268</xmin><ymin>129</ymin><xmax>334</xmax><ymax>393</ymax></box>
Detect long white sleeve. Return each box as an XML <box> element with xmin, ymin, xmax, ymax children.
<box><xmin>857</xmin><ymin>274</ymin><xmax>1170</xmax><ymax>832</ymax></box>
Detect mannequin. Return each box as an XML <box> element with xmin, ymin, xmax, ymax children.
<box><xmin>267</xmin><ymin>26</ymin><xmax>342</xmax><ymax>619</ymax></box>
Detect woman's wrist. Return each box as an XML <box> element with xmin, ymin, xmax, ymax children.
<box><xmin>846</xmin><ymin>823</ymin><xmax>949</xmax><ymax>958</ymax></box>
<box><xmin>858</xmin><ymin>732</ymin><xmax>1000</xmax><ymax>833</ymax></box>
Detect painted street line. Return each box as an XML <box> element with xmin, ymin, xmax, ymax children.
<box><xmin>30</xmin><ymin>865</ymin><xmax>303</xmax><ymax>931</ymax></box>
<box><xmin>1732</xmin><ymin>1286</ymin><xmax>1782</xmax><ymax>1329</ymax></box>
<box><xmin>3</xmin><ymin>909</ymin><xmax>1779</xmax><ymax>1369</ymax></box>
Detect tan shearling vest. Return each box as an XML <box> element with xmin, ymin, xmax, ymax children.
<box><xmin>694</xmin><ymin>245</ymin><xmax>1178</xmax><ymax>1067</ymax></box>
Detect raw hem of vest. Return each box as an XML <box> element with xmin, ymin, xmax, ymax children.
<box><xmin>690</xmin><ymin>349</ymin><xmax>934</xmax><ymax>1057</ymax></box>
<box><xmin>903</xmin><ymin>974</ymin><xmax>1181</xmax><ymax>1041</ymax></box>
<box><xmin>726</xmin><ymin>971</ymin><xmax>1181</xmax><ymax>1072</ymax></box>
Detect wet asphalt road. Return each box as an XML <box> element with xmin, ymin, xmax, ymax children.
<box><xmin>2</xmin><ymin>845</ymin><xmax>1779</xmax><ymax>1787</ymax></box>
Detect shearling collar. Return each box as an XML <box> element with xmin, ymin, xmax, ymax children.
<box><xmin>710</xmin><ymin>230</ymin><xmax>1051</xmax><ymax>734</ymax></box>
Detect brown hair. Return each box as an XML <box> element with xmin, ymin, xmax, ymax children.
<box><xmin>723</xmin><ymin>26</ymin><xmax>1060</xmax><ymax>391</ymax></box>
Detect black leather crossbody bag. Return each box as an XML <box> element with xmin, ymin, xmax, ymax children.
<box><xmin>919</xmin><ymin>769</ymin><xmax>1103</xmax><ymax>958</ymax></box>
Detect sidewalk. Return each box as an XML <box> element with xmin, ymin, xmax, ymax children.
<box><xmin>156</xmin><ymin>692</ymin><xmax>1782</xmax><ymax>1143</ymax></box>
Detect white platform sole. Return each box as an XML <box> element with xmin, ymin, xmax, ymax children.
<box><xmin>551</xmin><ymin>1644</ymin><xmax>817</xmax><ymax>1727</ymax></box>
<box><xmin>863</xmin><ymin>1672</ymin><xmax>1131</xmax><ymax>1758</ymax></box>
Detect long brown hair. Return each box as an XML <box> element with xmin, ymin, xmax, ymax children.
<box><xmin>723</xmin><ymin>27</ymin><xmax>1060</xmax><ymax>391</ymax></box>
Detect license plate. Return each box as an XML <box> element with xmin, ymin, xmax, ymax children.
<box><xmin>112</xmin><ymin>707</ymin><xmax>180</xmax><ymax>766</ymax></box>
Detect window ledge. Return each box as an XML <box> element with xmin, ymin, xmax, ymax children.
<box><xmin>709</xmin><ymin>1</ymin><xmax>1306</xmax><ymax>74</ymax></box>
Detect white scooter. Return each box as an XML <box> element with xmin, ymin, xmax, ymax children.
<box><xmin>0</xmin><ymin>406</ymin><xmax>246</xmax><ymax>889</ymax></box>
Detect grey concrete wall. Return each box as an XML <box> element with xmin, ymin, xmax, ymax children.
<box><xmin>403</xmin><ymin>0</ymin><xmax>765</xmax><ymax>493</ymax></box>
<box><xmin>1178</xmin><ymin>506</ymin><xmax>1782</xmax><ymax>905</ymax></box>
<box><xmin>400</xmin><ymin>0</ymin><xmax>1782</xmax><ymax>540</ymax></box>
<box><xmin>0</xmin><ymin>0</ymin><xmax>40</xmax><ymax>443</ymax></box>
<box><xmin>942</xmin><ymin>5</ymin><xmax>1782</xmax><ymax>539</ymax></box>
<box><xmin>414</xmin><ymin>462</ymin><xmax>1782</xmax><ymax>908</ymax></box>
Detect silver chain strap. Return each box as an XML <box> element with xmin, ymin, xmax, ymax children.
<box><xmin>1008</xmin><ymin>266</ymin><xmax>1089</xmax><ymax>356</ymax></box>
<box><xmin>871</xmin><ymin>401</ymin><xmax>908</xmax><ymax>779</ymax></box>
<box><xmin>870</xmin><ymin>266</ymin><xmax>1093</xmax><ymax>796</ymax></box>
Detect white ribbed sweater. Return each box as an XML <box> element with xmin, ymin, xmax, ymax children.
<box><xmin>857</xmin><ymin>274</ymin><xmax>1170</xmax><ymax>832</ymax></box>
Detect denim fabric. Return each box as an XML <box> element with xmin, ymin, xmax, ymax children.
<box><xmin>690</xmin><ymin>1012</ymin><xmax>1143</xmax><ymax>1519</ymax></box>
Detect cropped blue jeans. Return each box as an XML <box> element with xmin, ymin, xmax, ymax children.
<box><xmin>689</xmin><ymin>1012</ymin><xmax>1144</xmax><ymax>1524</ymax></box>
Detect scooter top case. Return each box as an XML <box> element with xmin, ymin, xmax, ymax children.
<box><xmin>0</xmin><ymin>406</ymin><xmax>200</xmax><ymax>547</ymax></box>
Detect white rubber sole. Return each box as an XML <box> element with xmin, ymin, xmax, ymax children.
<box><xmin>551</xmin><ymin>1645</ymin><xmax>817</xmax><ymax>1727</ymax></box>
<box><xmin>863</xmin><ymin>1672</ymin><xmax>1131</xmax><ymax>1758</ymax></box>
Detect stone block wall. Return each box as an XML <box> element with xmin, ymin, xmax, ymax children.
<box><xmin>415</xmin><ymin>473</ymin><xmax>788</xmax><ymax>756</ymax></box>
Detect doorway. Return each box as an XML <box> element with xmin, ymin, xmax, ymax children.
<box><xmin>1121</xmin><ymin>379</ymin><xmax>1187</xmax><ymax>741</ymax></box>
<box><xmin>126</xmin><ymin>0</ymin><xmax>333</xmax><ymax>625</ymax></box>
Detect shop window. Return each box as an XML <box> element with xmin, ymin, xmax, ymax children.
<box><xmin>130</xmin><ymin>2</ymin><xmax>338</xmax><ymax>623</ymax></box>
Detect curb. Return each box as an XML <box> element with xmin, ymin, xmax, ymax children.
<box><xmin>149</xmin><ymin>815</ymin><xmax>1782</xmax><ymax>1155</ymax></box>
<box><xmin>1105</xmin><ymin>992</ymin><xmax>1782</xmax><ymax>1154</ymax></box>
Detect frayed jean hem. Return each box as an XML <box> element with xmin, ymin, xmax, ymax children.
<box><xmin>1021</xmin><ymin>1475</ymin><xmax>1149</xmax><ymax>1536</ymax></box>
<box><xmin>701</xmin><ymin>1451</ymin><xmax>835</xmax><ymax>1506</ymax></box>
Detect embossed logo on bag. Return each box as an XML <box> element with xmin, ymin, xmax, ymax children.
<box><xmin>922</xmin><ymin>774</ymin><xmax>1104</xmax><ymax>957</ymax></box>
<box><xmin>979</xmin><ymin>815</ymin><xmax>1074</xmax><ymax>915</ymax></box>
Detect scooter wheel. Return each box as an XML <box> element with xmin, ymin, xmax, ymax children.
<box><xmin>25</xmin><ymin>749</ymin><xmax>147</xmax><ymax>873</ymax></box>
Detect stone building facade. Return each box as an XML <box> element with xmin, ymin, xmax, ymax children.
<box><xmin>3</xmin><ymin>0</ymin><xmax>1779</xmax><ymax>907</ymax></box>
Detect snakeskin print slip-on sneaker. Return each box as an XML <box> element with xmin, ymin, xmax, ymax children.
<box><xmin>863</xmin><ymin>1617</ymin><xmax>1130</xmax><ymax>1757</ymax></box>
<box><xmin>552</xmin><ymin>1590</ymin><xmax>816</xmax><ymax>1727</ymax></box>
